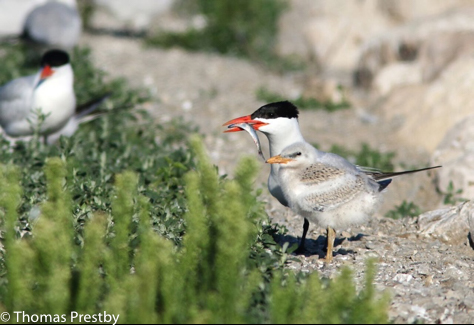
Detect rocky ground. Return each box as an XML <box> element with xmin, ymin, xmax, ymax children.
<box><xmin>272</xmin><ymin>206</ymin><xmax>474</xmax><ymax>324</ymax></box>
<box><xmin>0</xmin><ymin>0</ymin><xmax>472</xmax><ymax>323</ymax></box>
<box><xmin>78</xmin><ymin>32</ymin><xmax>474</xmax><ymax>324</ymax></box>
<box><xmin>74</xmin><ymin>2</ymin><xmax>474</xmax><ymax>322</ymax></box>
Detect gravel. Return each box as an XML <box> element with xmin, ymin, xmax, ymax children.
<box><xmin>79</xmin><ymin>33</ymin><xmax>474</xmax><ymax>324</ymax></box>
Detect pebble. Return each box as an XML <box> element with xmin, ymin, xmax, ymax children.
<box><xmin>365</xmin><ymin>241</ymin><xmax>376</xmax><ymax>250</ymax></box>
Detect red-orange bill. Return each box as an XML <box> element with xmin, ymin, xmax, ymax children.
<box><xmin>40</xmin><ymin>65</ymin><xmax>54</xmax><ymax>79</ymax></box>
<box><xmin>223</xmin><ymin>115</ymin><xmax>268</xmax><ymax>132</ymax></box>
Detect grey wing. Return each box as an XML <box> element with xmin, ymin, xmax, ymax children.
<box><xmin>357</xmin><ymin>165</ymin><xmax>384</xmax><ymax>178</ymax></box>
<box><xmin>295</xmin><ymin>162</ymin><xmax>368</xmax><ymax>212</ymax></box>
<box><xmin>319</xmin><ymin>151</ymin><xmax>361</xmax><ymax>174</ymax></box>
<box><xmin>0</xmin><ymin>76</ymin><xmax>36</xmax><ymax>125</ymax></box>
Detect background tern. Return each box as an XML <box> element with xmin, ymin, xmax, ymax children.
<box><xmin>266</xmin><ymin>142</ymin><xmax>441</xmax><ymax>262</ymax></box>
<box><xmin>22</xmin><ymin>0</ymin><xmax>82</xmax><ymax>51</ymax></box>
<box><xmin>44</xmin><ymin>92</ymin><xmax>112</xmax><ymax>145</ymax></box>
<box><xmin>0</xmin><ymin>49</ymin><xmax>76</xmax><ymax>141</ymax></box>
<box><xmin>223</xmin><ymin>101</ymin><xmax>441</xmax><ymax>257</ymax></box>
<box><xmin>0</xmin><ymin>48</ymin><xmax>113</xmax><ymax>145</ymax></box>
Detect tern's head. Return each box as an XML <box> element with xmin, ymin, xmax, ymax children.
<box><xmin>266</xmin><ymin>142</ymin><xmax>316</xmax><ymax>168</ymax></box>
<box><xmin>39</xmin><ymin>49</ymin><xmax>71</xmax><ymax>80</ymax></box>
<box><xmin>223</xmin><ymin>101</ymin><xmax>299</xmax><ymax>135</ymax></box>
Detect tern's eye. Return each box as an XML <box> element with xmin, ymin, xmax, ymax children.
<box><xmin>290</xmin><ymin>152</ymin><xmax>302</xmax><ymax>158</ymax></box>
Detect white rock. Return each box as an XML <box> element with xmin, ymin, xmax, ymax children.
<box><xmin>373</xmin><ymin>62</ymin><xmax>422</xmax><ymax>96</ymax></box>
<box><xmin>410</xmin><ymin>305</ymin><xmax>429</xmax><ymax>323</ymax></box>
<box><xmin>417</xmin><ymin>201</ymin><xmax>472</xmax><ymax>244</ymax></box>
<box><xmin>277</xmin><ymin>0</ymin><xmax>474</xmax><ymax>73</ymax></box>
<box><xmin>279</xmin><ymin>0</ymin><xmax>392</xmax><ymax>71</ymax></box>
<box><xmin>432</xmin><ymin>115</ymin><xmax>474</xmax><ymax>200</ymax></box>
<box><xmin>469</xmin><ymin>207</ymin><xmax>474</xmax><ymax>243</ymax></box>
<box><xmin>356</xmin><ymin>7</ymin><xmax>474</xmax><ymax>89</ymax></box>
<box><xmin>393</xmin><ymin>273</ymin><xmax>414</xmax><ymax>285</ymax></box>
<box><xmin>380</xmin><ymin>56</ymin><xmax>474</xmax><ymax>152</ymax></box>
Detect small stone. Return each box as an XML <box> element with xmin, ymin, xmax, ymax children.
<box><xmin>393</xmin><ymin>273</ymin><xmax>414</xmax><ymax>285</ymax></box>
<box><xmin>365</xmin><ymin>241</ymin><xmax>376</xmax><ymax>250</ymax></box>
<box><xmin>424</xmin><ymin>275</ymin><xmax>434</xmax><ymax>286</ymax></box>
<box><xmin>341</xmin><ymin>231</ymin><xmax>351</xmax><ymax>238</ymax></box>
<box><xmin>417</xmin><ymin>264</ymin><xmax>430</xmax><ymax>276</ymax></box>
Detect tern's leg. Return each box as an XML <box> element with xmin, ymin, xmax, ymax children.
<box><xmin>325</xmin><ymin>226</ymin><xmax>336</xmax><ymax>263</ymax></box>
<box><xmin>295</xmin><ymin>218</ymin><xmax>309</xmax><ymax>254</ymax></box>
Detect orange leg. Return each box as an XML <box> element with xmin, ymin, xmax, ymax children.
<box><xmin>325</xmin><ymin>226</ymin><xmax>336</xmax><ymax>263</ymax></box>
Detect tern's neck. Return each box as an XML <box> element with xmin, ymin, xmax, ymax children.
<box><xmin>265</xmin><ymin>119</ymin><xmax>306</xmax><ymax>156</ymax></box>
<box><xmin>36</xmin><ymin>65</ymin><xmax>74</xmax><ymax>90</ymax></box>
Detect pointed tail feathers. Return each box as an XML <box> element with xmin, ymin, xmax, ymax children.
<box><xmin>367</xmin><ymin>165</ymin><xmax>442</xmax><ymax>181</ymax></box>
<box><xmin>75</xmin><ymin>92</ymin><xmax>112</xmax><ymax>119</ymax></box>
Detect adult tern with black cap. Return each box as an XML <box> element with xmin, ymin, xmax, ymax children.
<box><xmin>0</xmin><ymin>49</ymin><xmax>75</xmax><ymax>141</ymax></box>
<box><xmin>223</xmin><ymin>101</ymin><xmax>441</xmax><ymax>259</ymax></box>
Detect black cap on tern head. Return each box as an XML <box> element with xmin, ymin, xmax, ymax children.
<box><xmin>41</xmin><ymin>50</ymin><xmax>70</xmax><ymax>67</ymax></box>
<box><xmin>251</xmin><ymin>101</ymin><xmax>299</xmax><ymax>120</ymax></box>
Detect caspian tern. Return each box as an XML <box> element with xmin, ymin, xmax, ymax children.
<box><xmin>223</xmin><ymin>101</ymin><xmax>441</xmax><ymax>259</ymax></box>
<box><xmin>223</xmin><ymin>101</ymin><xmax>308</xmax><ymax>251</ymax></box>
<box><xmin>0</xmin><ymin>49</ymin><xmax>76</xmax><ymax>141</ymax></box>
<box><xmin>224</xmin><ymin>101</ymin><xmax>304</xmax><ymax>206</ymax></box>
<box><xmin>23</xmin><ymin>0</ymin><xmax>82</xmax><ymax>51</ymax></box>
<box><xmin>266</xmin><ymin>142</ymin><xmax>441</xmax><ymax>262</ymax></box>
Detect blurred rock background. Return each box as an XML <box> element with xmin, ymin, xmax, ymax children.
<box><xmin>1</xmin><ymin>1</ymin><xmax>474</xmax><ymax>322</ymax></box>
<box><xmin>60</xmin><ymin>0</ymin><xmax>474</xmax><ymax>213</ymax></box>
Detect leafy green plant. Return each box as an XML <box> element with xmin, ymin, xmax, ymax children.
<box><xmin>77</xmin><ymin>0</ymin><xmax>96</xmax><ymax>30</ymax></box>
<box><xmin>385</xmin><ymin>200</ymin><xmax>422</xmax><ymax>219</ymax></box>
<box><xmin>440</xmin><ymin>181</ymin><xmax>466</xmax><ymax>205</ymax></box>
<box><xmin>146</xmin><ymin>0</ymin><xmax>301</xmax><ymax>71</ymax></box>
<box><xmin>0</xmin><ymin>139</ymin><xmax>389</xmax><ymax>324</ymax></box>
<box><xmin>327</xmin><ymin>143</ymin><xmax>396</xmax><ymax>172</ymax></box>
<box><xmin>269</xmin><ymin>260</ymin><xmax>389</xmax><ymax>324</ymax></box>
<box><xmin>256</xmin><ymin>86</ymin><xmax>351</xmax><ymax>112</ymax></box>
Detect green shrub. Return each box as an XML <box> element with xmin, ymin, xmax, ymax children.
<box><xmin>385</xmin><ymin>200</ymin><xmax>422</xmax><ymax>219</ymax></box>
<box><xmin>329</xmin><ymin>143</ymin><xmax>396</xmax><ymax>172</ymax></box>
<box><xmin>0</xmin><ymin>138</ymin><xmax>389</xmax><ymax>323</ymax></box>
<box><xmin>146</xmin><ymin>0</ymin><xmax>300</xmax><ymax>71</ymax></box>
<box><xmin>439</xmin><ymin>181</ymin><xmax>467</xmax><ymax>206</ymax></box>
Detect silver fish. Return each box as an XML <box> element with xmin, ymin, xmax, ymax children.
<box><xmin>228</xmin><ymin>122</ymin><xmax>266</xmax><ymax>161</ymax></box>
